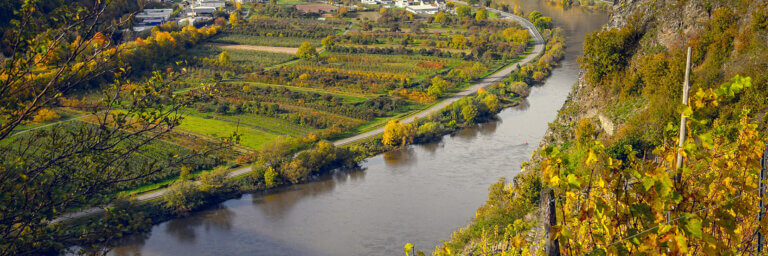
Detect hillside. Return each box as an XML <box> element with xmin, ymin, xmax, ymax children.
<box><xmin>437</xmin><ymin>0</ymin><xmax>768</xmax><ymax>254</ymax></box>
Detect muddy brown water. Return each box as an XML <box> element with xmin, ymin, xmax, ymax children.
<box><xmin>109</xmin><ymin>2</ymin><xmax>608</xmax><ymax>255</ymax></box>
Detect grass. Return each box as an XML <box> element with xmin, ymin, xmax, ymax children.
<box><xmin>215</xmin><ymin>113</ymin><xmax>319</xmax><ymax>137</ymax></box>
<box><xmin>211</xmin><ymin>33</ymin><xmax>321</xmax><ymax>48</ymax></box>
<box><xmin>177</xmin><ymin>114</ymin><xmax>280</xmax><ymax>150</ymax></box>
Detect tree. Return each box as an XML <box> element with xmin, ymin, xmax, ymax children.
<box><xmin>0</xmin><ymin>1</ymin><xmax>228</xmax><ymax>254</ymax></box>
<box><xmin>382</xmin><ymin>120</ymin><xmax>415</xmax><ymax>147</ymax></box>
<box><xmin>198</xmin><ymin>166</ymin><xmax>229</xmax><ymax>193</ymax></box>
<box><xmin>389</xmin><ymin>23</ymin><xmax>400</xmax><ymax>32</ymax></box>
<box><xmin>456</xmin><ymin>5</ymin><xmax>471</xmax><ymax>19</ymax></box>
<box><xmin>450</xmin><ymin>34</ymin><xmax>467</xmax><ymax>49</ymax></box>
<box><xmin>296</xmin><ymin>41</ymin><xmax>317</xmax><ymax>59</ymax></box>
<box><xmin>481</xmin><ymin>93</ymin><xmax>500</xmax><ymax>113</ymax></box>
<box><xmin>336</xmin><ymin>7</ymin><xmax>348</xmax><ymax>18</ymax></box>
<box><xmin>475</xmin><ymin>8</ymin><xmax>488</xmax><ymax>22</ymax></box>
<box><xmin>32</xmin><ymin>108</ymin><xmax>61</xmax><ymax>123</ymax></box>
<box><xmin>218</xmin><ymin>50</ymin><xmax>231</xmax><ymax>65</ymax></box>
<box><xmin>433</xmin><ymin>12</ymin><xmax>447</xmax><ymax>24</ymax></box>
<box><xmin>461</xmin><ymin>104</ymin><xmax>478</xmax><ymax>123</ymax></box>
<box><xmin>427</xmin><ymin>76</ymin><xmax>450</xmax><ymax>97</ymax></box>
<box><xmin>321</xmin><ymin>35</ymin><xmax>336</xmax><ymax>49</ymax></box>
<box><xmin>229</xmin><ymin>11</ymin><xmax>242</xmax><ymax>26</ymax></box>
<box><xmin>164</xmin><ymin>179</ymin><xmax>201</xmax><ymax>216</ymax></box>
<box><xmin>580</xmin><ymin>26</ymin><xmax>639</xmax><ymax>86</ymax></box>
<box><xmin>528</xmin><ymin>11</ymin><xmax>551</xmax><ymax>29</ymax></box>
<box><xmin>362</xmin><ymin>21</ymin><xmax>373</xmax><ymax>31</ymax></box>
<box><xmin>508</xmin><ymin>81</ymin><xmax>530</xmax><ymax>97</ymax></box>
<box><xmin>264</xmin><ymin>166</ymin><xmax>279</xmax><ymax>188</ymax></box>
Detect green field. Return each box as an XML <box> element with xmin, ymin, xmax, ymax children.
<box><xmin>215</xmin><ymin>113</ymin><xmax>319</xmax><ymax>137</ymax></box>
<box><xmin>177</xmin><ymin>114</ymin><xmax>280</xmax><ymax>150</ymax></box>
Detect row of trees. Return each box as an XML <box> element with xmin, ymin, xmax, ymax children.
<box><xmin>381</xmin><ymin>89</ymin><xmax>501</xmax><ymax>148</ymax></box>
<box><xmin>244</xmin><ymin>65</ymin><xmax>409</xmax><ymax>94</ymax></box>
<box><xmin>328</xmin><ymin>45</ymin><xmax>467</xmax><ymax>58</ymax></box>
<box><xmin>247</xmin><ymin>140</ymin><xmax>359</xmax><ymax>187</ymax></box>
<box><xmin>207</xmin><ymin>83</ymin><xmax>408</xmax><ymax>121</ymax></box>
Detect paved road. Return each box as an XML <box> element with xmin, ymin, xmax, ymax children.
<box><xmin>52</xmin><ymin>9</ymin><xmax>545</xmax><ymax>224</ymax></box>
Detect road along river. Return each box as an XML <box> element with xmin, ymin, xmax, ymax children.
<box><xmin>108</xmin><ymin>1</ymin><xmax>609</xmax><ymax>255</ymax></box>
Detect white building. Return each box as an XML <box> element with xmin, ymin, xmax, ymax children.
<box><xmin>395</xmin><ymin>0</ymin><xmax>413</xmax><ymax>8</ymax></box>
<box><xmin>196</xmin><ymin>0</ymin><xmax>225</xmax><ymax>8</ymax></box>
<box><xmin>135</xmin><ymin>9</ymin><xmax>173</xmax><ymax>25</ymax></box>
<box><xmin>361</xmin><ymin>0</ymin><xmax>378</xmax><ymax>4</ymax></box>
<box><xmin>406</xmin><ymin>4</ymin><xmax>438</xmax><ymax>14</ymax></box>
<box><xmin>192</xmin><ymin>6</ymin><xmax>217</xmax><ymax>16</ymax></box>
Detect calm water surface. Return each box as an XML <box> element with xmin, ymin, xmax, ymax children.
<box><xmin>110</xmin><ymin>2</ymin><xmax>608</xmax><ymax>255</ymax></box>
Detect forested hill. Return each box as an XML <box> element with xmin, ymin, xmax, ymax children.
<box><xmin>436</xmin><ymin>0</ymin><xmax>768</xmax><ymax>254</ymax></box>
<box><xmin>546</xmin><ymin>0</ymin><xmax>767</xmax><ymax>150</ymax></box>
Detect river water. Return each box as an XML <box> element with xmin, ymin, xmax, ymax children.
<box><xmin>110</xmin><ymin>2</ymin><xmax>608</xmax><ymax>255</ymax></box>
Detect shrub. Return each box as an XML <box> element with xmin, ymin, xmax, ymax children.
<box><xmin>264</xmin><ymin>166</ymin><xmax>279</xmax><ymax>188</ymax></box>
<box><xmin>461</xmin><ymin>104</ymin><xmax>478</xmax><ymax>124</ymax></box>
<box><xmin>508</xmin><ymin>81</ymin><xmax>530</xmax><ymax>97</ymax></box>
<box><xmin>296</xmin><ymin>41</ymin><xmax>317</xmax><ymax>59</ymax></box>
<box><xmin>198</xmin><ymin>166</ymin><xmax>229</xmax><ymax>193</ymax></box>
<box><xmin>163</xmin><ymin>179</ymin><xmax>201</xmax><ymax>216</ymax></box>
<box><xmin>382</xmin><ymin>120</ymin><xmax>415</xmax><ymax>147</ymax></box>
<box><xmin>32</xmin><ymin>108</ymin><xmax>60</xmax><ymax>123</ymax></box>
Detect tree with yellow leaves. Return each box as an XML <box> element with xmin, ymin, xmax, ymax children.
<box><xmin>218</xmin><ymin>51</ymin><xmax>231</xmax><ymax>65</ymax></box>
<box><xmin>382</xmin><ymin>120</ymin><xmax>415</xmax><ymax>147</ymax></box>
<box><xmin>229</xmin><ymin>11</ymin><xmax>242</xmax><ymax>26</ymax></box>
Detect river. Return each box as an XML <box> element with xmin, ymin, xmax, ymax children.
<box><xmin>109</xmin><ymin>2</ymin><xmax>608</xmax><ymax>255</ymax></box>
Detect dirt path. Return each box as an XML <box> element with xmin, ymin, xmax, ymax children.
<box><xmin>210</xmin><ymin>43</ymin><xmax>299</xmax><ymax>54</ymax></box>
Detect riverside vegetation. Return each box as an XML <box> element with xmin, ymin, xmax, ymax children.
<box><xmin>0</xmin><ymin>0</ymin><xmax>563</xmax><ymax>254</ymax></box>
<box><xmin>432</xmin><ymin>0</ymin><xmax>768</xmax><ymax>255</ymax></box>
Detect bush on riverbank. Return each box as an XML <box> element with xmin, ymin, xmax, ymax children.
<box><xmin>241</xmin><ymin>140</ymin><xmax>361</xmax><ymax>189</ymax></box>
<box><xmin>163</xmin><ymin>167</ymin><xmax>235</xmax><ymax>216</ymax></box>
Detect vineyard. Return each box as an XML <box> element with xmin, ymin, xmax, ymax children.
<box><xmin>164</xmin><ymin>10</ymin><xmax>536</xmax><ymax>153</ymax></box>
<box><xmin>1</xmin><ymin>120</ymin><xmax>221</xmax><ymax>193</ymax></box>
<box><xmin>186</xmin><ymin>45</ymin><xmax>297</xmax><ymax>70</ymax></box>
<box><xmin>295</xmin><ymin>53</ymin><xmax>460</xmax><ymax>78</ymax></box>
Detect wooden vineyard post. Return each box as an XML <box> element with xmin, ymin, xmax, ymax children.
<box><xmin>758</xmin><ymin>145</ymin><xmax>767</xmax><ymax>254</ymax></box>
<box><xmin>676</xmin><ymin>46</ymin><xmax>693</xmax><ymax>180</ymax></box>
<box><xmin>669</xmin><ymin>46</ymin><xmax>692</xmax><ymax>224</ymax></box>
<box><xmin>542</xmin><ymin>188</ymin><xmax>560</xmax><ymax>256</ymax></box>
